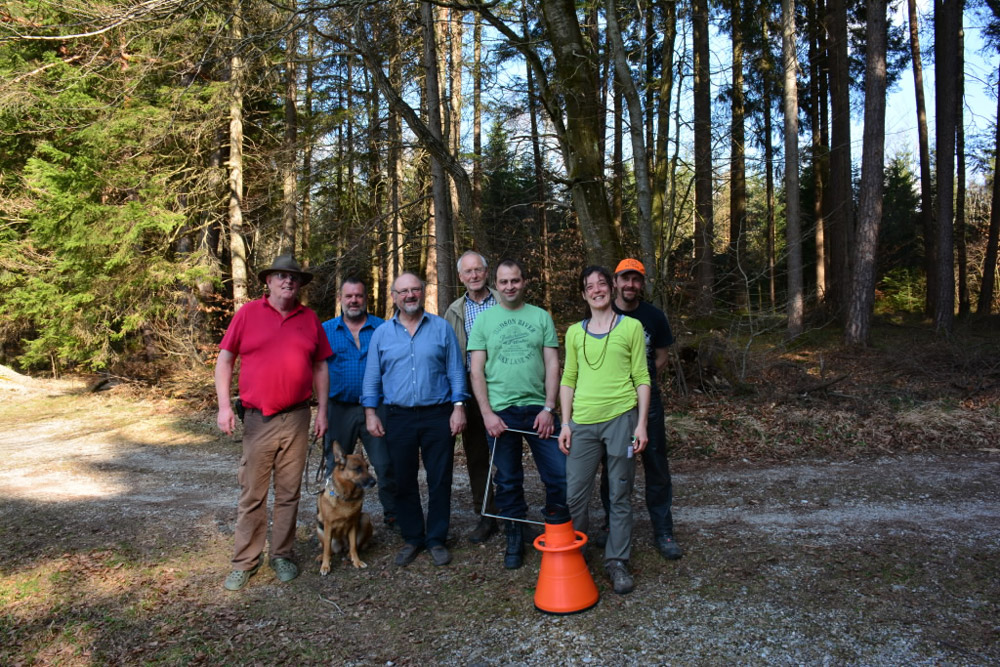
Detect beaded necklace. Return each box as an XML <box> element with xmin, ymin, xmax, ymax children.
<box><xmin>582</xmin><ymin>314</ymin><xmax>620</xmax><ymax>370</ymax></box>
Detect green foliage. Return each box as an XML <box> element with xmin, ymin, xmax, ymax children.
<box><xmin>876</xmin><ymin>267</ymin><xmax>926</xmax><ymax>314</ymax></box>
<box><xmin>0</xmin><ymin>2</ymin><xmax>236</xmax><ymax>373</ymax></box>
<box><xmin>878</xmin><ymin>153</ymin><xmax>922</xmax><ymax>274</ymax></box>
<box><xmin>479</xmin><ymin>119</ymin><xmax>541</xmax><ymax>260</ymax></box>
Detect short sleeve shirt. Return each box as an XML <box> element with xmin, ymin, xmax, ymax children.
<box><xmin>219</xmin><ymin>298</ymin><xmax>332</xmax><ymax>416</ymax></box>
<box><xmin>467</xmin><ymin>303</ymin><xmax>558</xmax><ymax>412</ymax></box>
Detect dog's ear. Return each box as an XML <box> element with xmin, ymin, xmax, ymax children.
<box><xmin>332</xmin><ymin>440</ymin><xmax>346</xmax><ymax>468</ymax></box>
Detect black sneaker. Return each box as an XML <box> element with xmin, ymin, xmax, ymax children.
<box><xmin>654</xmin><ymin>535</ymin><xmax>683</xmax><ymax>560</ymax></box>
<box><xmin>605</xmin><ymin>559</ymin><xmax>634</xmax><ymax>595</ymax></box>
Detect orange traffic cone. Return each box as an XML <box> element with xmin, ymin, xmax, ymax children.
<box><xmin>533</xmin><ymin>505</ymin><xmax>599</xmax><ymax>614</ymax></box>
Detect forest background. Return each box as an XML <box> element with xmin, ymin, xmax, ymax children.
<box><xmin>1</xmin><ymin>0</ymin><xmax>999</xmax><ymax>383</ymax></box>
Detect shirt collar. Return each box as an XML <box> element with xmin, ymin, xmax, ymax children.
<box><xmin>465</xmin><ymin>291</ymin><xmax>495</xmax><ymax>307</ymax></box>
<box><xmin>335</xmin><ymin>314</ymin><xmax>376</xmax><ymax>331</ymax></box>
<box><xmin>262</xmin><ymin>296</ymin><xmax>304</xmax><ymax>317</ymax></box>
<box><xmin>392</xmin><ymin>310</ymin><xmax>429</xmax><ymax>327</ymax></box>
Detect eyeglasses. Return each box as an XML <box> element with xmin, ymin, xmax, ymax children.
<box><xmin>393</xmin><ymin>287</ymin><xmax>423</xmax><ymax>296</ymax></box>
<box><xmin>272</xmin><ymin>272</ymin><xmax>302</xmax><ymax>283</ymax></box>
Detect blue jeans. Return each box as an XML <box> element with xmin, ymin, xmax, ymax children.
<box><xmin>384</xmin><ymin>404</ymin><xmax>454</xmax><ymax>548</ymax></box>
<box><xmin>325</xmin><ymin>401</ymin><xmax>396</xmax><ymax>521</ymax></box>
<box><xmin>491</xmin><ymin>405</ymin><xmax>567</xmax><ymax>520</ymax></box>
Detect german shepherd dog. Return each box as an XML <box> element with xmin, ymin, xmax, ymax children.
<box><xmin>316</xmin><ymin>441</ymin><xmax>376</xmax><ymax>575</ymax></box>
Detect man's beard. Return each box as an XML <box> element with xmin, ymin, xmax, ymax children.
<box><xmin>619</xmin><ymin>289</ymin><xmax>640</xmax><ymax>304</ymax></box>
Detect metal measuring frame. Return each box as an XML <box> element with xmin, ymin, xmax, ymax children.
<box><xmin>480</xmin><ymin>427</ymin><xmax>558</xmax><ymax>527</ymax></box>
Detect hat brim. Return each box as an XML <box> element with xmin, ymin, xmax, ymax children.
<box><xmin>258</xmin><ymin>269</ymin><xmax>313</xmax><ymax>286</ymax></box>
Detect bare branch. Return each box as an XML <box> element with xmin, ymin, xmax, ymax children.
<box><xmin>1</xmin><ymin>0</ymin><xmax>199</xmax><ymax>42</ymax></box>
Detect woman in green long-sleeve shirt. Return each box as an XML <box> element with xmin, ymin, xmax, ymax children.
<box><xmin>558</xmin><ymin>265</ymin><xmax>650</xmax><ymax>595</ymax></box>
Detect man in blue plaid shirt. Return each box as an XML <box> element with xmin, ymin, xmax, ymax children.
<box><xmin>322</xmin><ymin>276</ymin><xmax>397</xmax><ymax>532</ymax></box>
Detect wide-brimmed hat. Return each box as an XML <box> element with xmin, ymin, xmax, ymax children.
<box><xmin>257</xmin><ymin>254</ymin><xmax>313</xmax><ymax>286</ymax></box>
<box><xmin>614</xmin><ymin>258</ymin><xmax>646</xmax><ymax>276</ymax></box>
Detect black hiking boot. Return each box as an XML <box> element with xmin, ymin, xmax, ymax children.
<box><xmin>503</xmin><ymin>521</ymin><xmax>524</xmax><ymax>569</ymax></box>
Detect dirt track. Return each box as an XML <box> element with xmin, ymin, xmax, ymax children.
<box><xmin>2</xmin><ymin>375</ymin><xmax>999</xmax><ymax>664</ymax></box>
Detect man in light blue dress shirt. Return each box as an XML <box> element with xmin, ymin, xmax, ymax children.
<box><xmin>363</xmin><ymin>272</ymin><xmax>467</xmax><ymax>567</ymax></box>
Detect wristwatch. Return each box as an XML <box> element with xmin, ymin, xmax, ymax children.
<box><xmin>453</xmin><ymin>401</ymin><xmax>465</xmax><ymax>407</ymax></box>
<box><xmin>542</xmin><ymin>406</ymin><xmax>554</xmax><ymax>413</ymax></box>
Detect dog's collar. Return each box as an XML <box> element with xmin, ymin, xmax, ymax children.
<box><xmin>324</xmin><ymin>478</ymin><xmax>339</xmax><ymax>498</ymax></box>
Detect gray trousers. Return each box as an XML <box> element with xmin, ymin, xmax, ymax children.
<box><xmin>565</xmin><ymin>408</ymin><xmax>637</xmax><ymax>563</ymax></box>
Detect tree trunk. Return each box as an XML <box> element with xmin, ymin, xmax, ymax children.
<box><xmin>422</xmin><ymin>1</ymin><xmax>452</xmax><ymax>313</ymax></box>
<box><xmin>280</xmin><ymin>26</ymin><xmax>298</xmax><ymax>256</ymax></box>
<box><xmin>524</xmin><ymin>4</ymin><xmax>552</xmax><ymax>312</ymax></box>
<box><xmin>693</xmin><ymin>0</ymin><xmax>715</xmax><ymax>314</ymax></box>
<box><xmin>783</xmin><ymin>0</ymin><xmax>803</xmax><ymax>336</ymax></box>
<box><xmin>652</xmin><ymin>0</ymin><xmax>677</xmax><ymax>295</ymax></box>
<box><xmin>472</xmin><ymin>13</ymin><xmax>483</xmax><ymax>222</ymax></box>
<box><xmin>906</xmin><ymin>0</ymin><xmax>935</xmax><ymax>316</ymax></box>
<box><xmin>955</xmin><ymin>24</ymin><xmax>969</xmax><ymax>317</ymax></box>
<box><xmin>933</xmin><ymin>0</ymin><xmax>961</xmax><ymax>332</ymax></box>
<box><xmin>368</xmin><ymin>67</ymin><xmax>384</xmax><ymax>306</ymax></box>
<box><xmin>612</xmin><ymin>81</ymin><xmax>624</xmax><ymax>236</ymax></box>
<box><xmin>228</xmin><ymin>2</ymin><xmax>248</xmax><ymax>309</ymax></box>
<box><xmin>765</xmin><ymin>81</ymin><xmax>777</xmax><ymax>309</ymax></box>
<box><xmin>826</xmin><ymin>0</ymin><xmax>852</xmax><ymax>317</ymax></box>
<box><xmin>446</xmin><ymin>6</ymin><xmax>464</xmax><ymax>268</ymax></box>
<box><xmin>761</xmin><ymin>10</ymin><xmax>777</xmax><ymax>308</ymax></box>
<box><xmin>353</xmin><ymin>24</ymin><xmax>478</xmax><ymax>261</ymax></box>
<box><xmin>810</xmin><ymin>0</ymin><xmax>828</xmax><ymax>303</ymax></box>
<box><xmin>730</xmin><ymin>0</ymin><xmax>747</xmax><ymax>306</ymax></box>
<box><xmin>606</xmin><ymin>0</ymin><xmax>655</xmax><ymax>279</ymax></box>
<box><xmin>538</xmin><ymin>0</ymin><xmax>620</xmax><ymax>266</ymax></box>
<box><xmin>302</xmin><ymin>27</ymin><xmax>314</xmax><ymax>276</ymax></box>
<box><xmin>388</xmin><ymin>17</ymin><xmax>404</xmax><ymax>312</ymax></box>
<box><xmin>473</xmin><ymin>0</ymin><xmax>620</xmax><ymax>265</ymax></box>
<box><xmin>645</xmin><ymin>5</ymin><xmax>656</xmax><ymax>178</ymax></box>
<box><xmin>845</xmin><ymin>0</ymin><xmax>888</xmax><ymax>346</ymax></box>
<box><xmin>586</xmin><ymin>0</ymin><xmax>607</xmax><ymax>168</ymax></box>
<box><xmin>977</xmin><ymin>83</ymin><xmax>1000</xmax><ymax>316</ymax></box>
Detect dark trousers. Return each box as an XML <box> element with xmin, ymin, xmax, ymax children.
<box><xmin>462</xmin><ymin>389</ymin><xmax>497</xmax><ymax>514</ymax></box>
<box><xmin>491</xmin><ymin>405</ymin><xmax>567</xmax><ymax>519</ymax></box>
<box><xmin>325</xmin><ymin>400</ymin><xmax>396</xmax><ymax>521</ymax></box>
<box><xmin>601</xmin><ymin>392</ymin><xmax>675</xmax><ymax>538</ymax></box>
<box><xmin>385</xmin><ymin>404</ymin><xmax>455</xmax><ymax>548</ymax></box>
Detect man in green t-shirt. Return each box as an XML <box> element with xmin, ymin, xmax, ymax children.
<box><xmin>468</xmin><ymin>259</ymin><xmax>567</xmax><ymax>570</ymax></box>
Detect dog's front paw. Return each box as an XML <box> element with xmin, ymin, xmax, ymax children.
<box><xmin>320</xmin><ymin>564</ymin><xmax>331</xmax><ymax>576</ymax></box>
<box><xmin>351</xmin><ymin>559</ymin><xmax>368</xmax><ymax>569</ymax></box>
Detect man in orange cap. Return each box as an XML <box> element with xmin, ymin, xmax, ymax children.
<box><xmin>605</xmin><ymin>258</ymin><xmax>682</xmax><ymax>560</ymax></box>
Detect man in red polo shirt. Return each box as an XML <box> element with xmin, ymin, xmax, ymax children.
<box><xmin>215</xmin><ymin>255</ymin><xmax>332</xmax><ymax>591</ymax></box>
